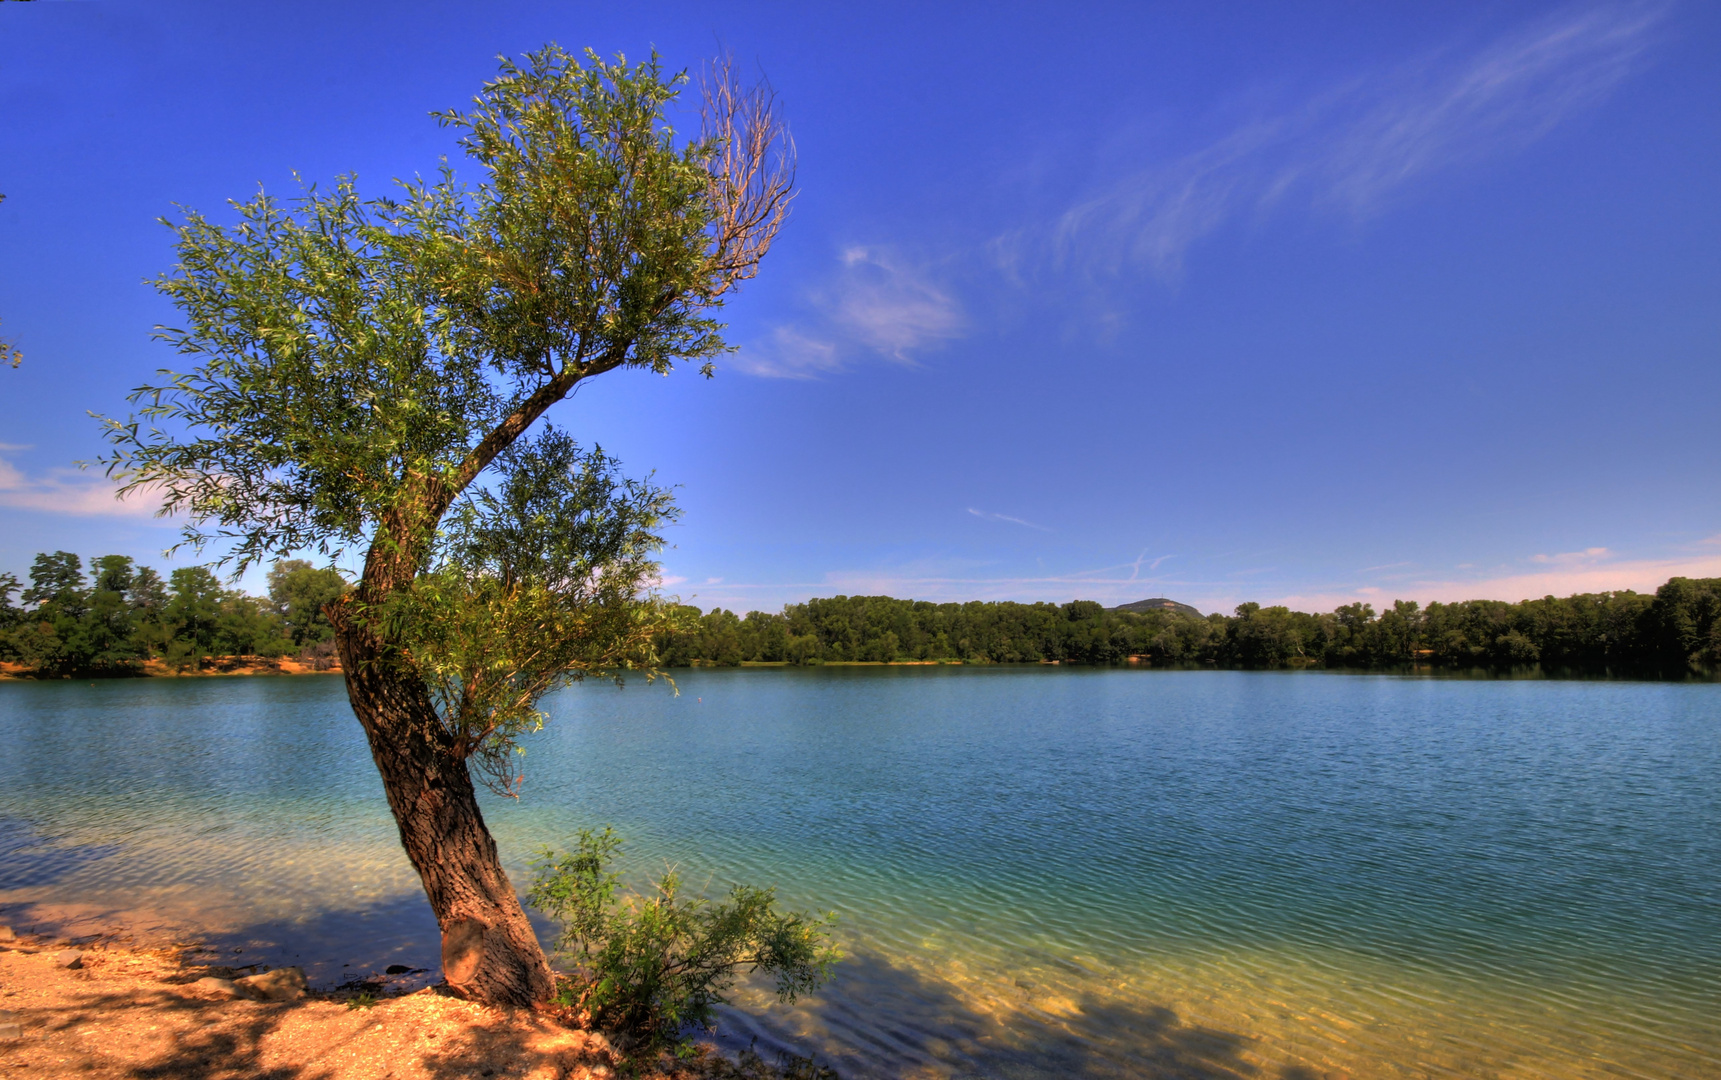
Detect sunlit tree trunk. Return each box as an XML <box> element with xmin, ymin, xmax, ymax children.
<box><xmin>329</xmin><ymin>597</ymin><xmax>554</xmax><ymax>1006</ymax></box>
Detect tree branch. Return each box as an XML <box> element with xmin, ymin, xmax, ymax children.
<box><xmin>700</xmin><ymin>54</ymin><xmax>796</xmax><ymax>300</ymax></box>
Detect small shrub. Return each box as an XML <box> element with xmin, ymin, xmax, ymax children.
<box><xmin>345</xmin><ymin>991</ymin><xmax>379</xmax><ymax>1010</ymax></box>
<box><xmin>528</xmin><ymin>828</ymin><xmax>840</xmax><ymax>1054</ymax></box>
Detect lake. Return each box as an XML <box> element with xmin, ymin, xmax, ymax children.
<box><xmin>1</xmin><ymin>667</ymin><xmax>1717</xmax><ymax>1078</ymax></box>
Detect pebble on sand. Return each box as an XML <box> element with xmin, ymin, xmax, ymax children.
<box><xmin>235</xmin><ymin>966</ymin><xmax>308</xmax><ymax>1001</ymax></box>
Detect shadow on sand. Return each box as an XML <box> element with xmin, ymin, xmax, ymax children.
<box><xmin>1</xmin><ymin>891</ymin><xmax>446</xmax><ymax>991</ymax></box>
<box><xmin>6</xmin><ymin>948</ymin><xmax>601</xmax><ymax>1080</ymax></box>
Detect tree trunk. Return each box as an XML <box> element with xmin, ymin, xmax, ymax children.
<box><xmin>330</xmin><ymin>605</ymin><xmax>555</xmax><ymax>1007</ymax></box>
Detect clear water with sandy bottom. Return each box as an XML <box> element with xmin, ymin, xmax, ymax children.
<box><xmin>2</xmin><ymin>667</ymin><xmax>1716</xmax><ymax>1078</ymax></box>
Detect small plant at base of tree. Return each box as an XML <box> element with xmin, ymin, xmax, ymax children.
<box><xmin>527</xmin><ymin>828</ymin><xmax>840</xmax><ymax>1057</ymax></box>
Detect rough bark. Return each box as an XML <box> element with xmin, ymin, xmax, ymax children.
<box><xmin>328</xmin><ymin>601</ymin><xmax>554</xmax><ymax>1006</ymax></box>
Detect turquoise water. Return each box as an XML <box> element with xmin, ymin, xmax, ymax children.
<box><xmin>1</xmin><ymin>668</ymin><xmax>1717</xmax><ymax>1078</ymax></box>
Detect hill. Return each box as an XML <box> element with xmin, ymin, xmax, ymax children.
<box><xmin>1110</xmin><ymin>597</ymin><xmax>1205</xmax><ymax>618</ymax></box>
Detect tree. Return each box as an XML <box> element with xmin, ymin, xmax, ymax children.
<box><xmin>12</xmin><ymin>552</ymin><xmax>89</xmax><ymax>674</ymax></box>
<box><xmin>164</xmin><ymin>566</ymin><xmax>225</xmax><ymax>670</ymax></box>
<box><xmin>21</xmin><ymin>551</ymin><xmax>87</xmax><ymax>612</ymax></box>
<box><xmin>79</xmin><ymin>555</ymin><xmax>148</xmax><ymax>673</ymax></box>
<box><xmin>129</xmin><ymin>565</ymin><xmax>172</xmax><ymax>658</ymax></box>
<box><xmin>100</xmin><ymin>46</ymin><xmax>792</xmax><ymax>1006</ymax></box>
<box><xmin>0</xmin><ymin>573</ymin><xmax>22</xmax><ymax>658</ymax></box>
<box><xmin>267</xmin><ymin>559</ymin><xmax>349</xmax><ymax>646</ymax></box>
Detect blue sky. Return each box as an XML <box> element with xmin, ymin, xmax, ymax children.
<box><xmin>2</xmin><ymin>1</ymin><xmax>1718</xmax><ymax>615</ymax></box>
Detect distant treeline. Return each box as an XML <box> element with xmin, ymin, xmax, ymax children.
<box><xmin>0</xmin><ymin>551</ymin><xmax>347</xmax><ymax>676</ymax></box>
<box><xmin>8</xmin><ymin>549</ymin><xmax>1720</xmax><ymax>678</ymax></box>
<box><xmin>658</xmin><ymin>578</ymin><xmax>1721</xmax><ymax>675</ymax></box>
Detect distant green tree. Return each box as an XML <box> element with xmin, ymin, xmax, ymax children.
<box><xmin>1227</xmin><ymin>603</ymin><xmax>1315</xmax><ymax>667</ymax></box>
<box><xmin>0</xmin><ymin>572</ymin><xmax>25</xmax><ymax>662</ymax></box>
<box><xmin>21</xmin><ymin>551</ymin><xmax>87</xmax><ymax>611</ymax></box>
<box><xmin>214</xmin><ymin>591</ymin><xmax>292</xmax><ymax>658</ymax></box>
<box><xmin>128</xmin><ymin>566</ymin><xmax>170</xmax><ymax>656</ymax></box>
<box><xmin>12</xmin><ymin>552</ymin><xmax>89</xmax><ymax>674</ymax></box>
<box><xmin>1644</xmin><ymin>577</ymin><xmax>1721</xmax><ymax>670</ymax></box>
<box><xmin>77</xmin><ymin>555</ymin><xmax>148</xmax><ymax>673</ymax></box>
<box><xmin>267</xmin><ymin>559</ymin><xmax>349</xmax><ymax>647</ymax></box>
<box><xmin>163</xmin><ymin>566</ymin><xmax>225</xmax><ymax>670</ymax></box>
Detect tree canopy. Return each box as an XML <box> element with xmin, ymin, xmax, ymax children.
<box><xmin>97</xmin><ymin>45</ymin><xmax>793</xmax><ymax>791</ymax></box>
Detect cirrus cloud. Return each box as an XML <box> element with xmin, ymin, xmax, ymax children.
<box><xmin>731</xmin><ymin>247</ymin><xmax>966</xmax><ymax>378</ymax></box>
<box><xmin>1046</xmin><ymin>2</ymin><xmax>1666</xmax><ymax>282</ymax></box>
<box><xmin>0</xmin><ymin>454</ymin><xmax>168</xmax><ymax>518</ymax></box>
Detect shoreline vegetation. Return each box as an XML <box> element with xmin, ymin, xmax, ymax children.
<box><xmin>657</xmin><ymin>576</ymin><xmax>1721</xmax><ymax>677</ymax></box>
<box><xmin>3</xmin><ymin>550</ymin><xmax>1718</xmax><ymax>679</ymax></box>
<box><xmin>0</xmin><ymin>552</ymin><xmax>345</xmax><ymax>679</ymax></box>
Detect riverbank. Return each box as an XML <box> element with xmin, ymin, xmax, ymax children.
<box><xmin>0</xmin><ymin>655</ymin><xmax>342</xmax><ymax>680</ymax></box>
<box><xmin>0</xmin><ymin>930</ymin><xmax>819</xmax><ymax>1079</ymax></box>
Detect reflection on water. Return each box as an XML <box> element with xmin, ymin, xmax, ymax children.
<box><xmin>2</xmin><ymin>668</ymin><xmax>1717</xmax><ymax>1077</ymax></box>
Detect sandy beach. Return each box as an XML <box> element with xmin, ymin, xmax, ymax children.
<box><xmin>0</xmin><ymin>930</ymin><xmax>814</xmax><ymax>1080</ymax></box>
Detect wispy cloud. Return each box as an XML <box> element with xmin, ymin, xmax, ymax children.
<box><xmin>1405</xmin><ymin>548</ymin><xmax>1714</xmax><ymax>604</ymax></box>
<box><xmin>1529</xmin><ymin>545</ymin><xmax>1610</xmax><ymax>564</ymax></box>
<box><xmin>728</xmin><ymin>325</ymin><xmax>844</xmax><ymax>379</ymax></box>
<box><xmin>1124</xmin><ymin>550</ymin><xmax>1177</xmax><ymax>580</ymax></box>
<box><xmin>1249</xmin><ymin>544</ymin><xmax>1712</xmax><ymax>613</ymax></box>
<box><xmin>1050</xmin><ymin>2</ymin><xmax>1664</xmax><ymax>280</ymax></box>
<box><xmin>732</xmin><ymin>247</ymin><xmax>966</xmax><ymax>378</ymax></box>
<box><xmin>829</xmin><ymin>247</ymin><xmax>965</xmax><ymax>361</ymax></box>
<box><xmin>966</xmin><ymin>507</ymin><xmax>1052</xmax><ymax>532</ymax></box>
<box><xmin>0</xmin><ymin>455</ymin><xmax>167</xmax><ymax>518</ymax></box>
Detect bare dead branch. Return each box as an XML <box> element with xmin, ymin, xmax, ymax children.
<box><xmin>700</xmin><ymin>53</ymin><xmax>797</xmax><ymax>298</ymax></box>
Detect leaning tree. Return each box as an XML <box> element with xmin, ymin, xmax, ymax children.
<box><xmin>100</xmin><ymin>46</ymin><xmax>793</xmax><ymax>1006</ymax></box>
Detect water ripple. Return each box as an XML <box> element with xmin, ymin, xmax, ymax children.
<box><xmin>1</xmin><ymin>668</ymin><xmax>1718</xmax><ymax>1077</ymax></box>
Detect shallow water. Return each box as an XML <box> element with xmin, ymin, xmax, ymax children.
<box><xmin>2</xmin><ymin>668</ymin><xmax>1717</xmax><ymax>1078</ymax></box>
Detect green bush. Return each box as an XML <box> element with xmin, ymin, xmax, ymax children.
<box><xmin>527</xmin><ymin>828</ymin><xmax>840</xmax><ymax>1054</ymax></box>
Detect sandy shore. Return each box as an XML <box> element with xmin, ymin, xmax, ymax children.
<box><xmin>0</xmin><ymin>932</ymin><xmax>814</xmax><ymax>1080</ymax></box>
<box><xmin>0</xmin><ymin>656</ymin><xmax>342</xmax><ymax>680</ymax></box>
